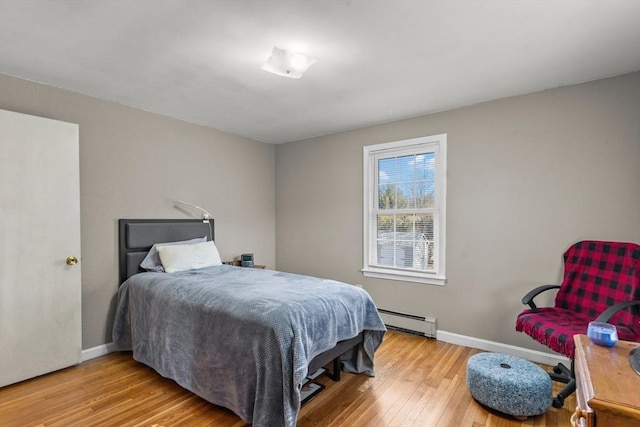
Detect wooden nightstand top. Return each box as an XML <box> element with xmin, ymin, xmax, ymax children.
<box><xmin>232</xmin><ymin>263</ymin><xmax>266</xmax><ymax>269</ymax></box>
<box><xmin>574</xmin><ymin>334</ymin><xmax>640</xmax><ymax>424</ymax></box>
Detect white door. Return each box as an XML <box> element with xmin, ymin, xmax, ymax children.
<box><xmin>0</xmin><ymin>109</ymin><xmax>81</xmax><ymax>387</ymax></box>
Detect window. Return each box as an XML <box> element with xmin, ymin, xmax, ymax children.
<box><xmin>362</xmin><ymin>134</ymin><xmax>447</xmax><ymax>285</ymax></box>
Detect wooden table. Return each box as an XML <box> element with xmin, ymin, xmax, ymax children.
<box><xmin>572</xmin><ymin>334</ymin><xmax>640</xmax><ymax>427</ymax></box>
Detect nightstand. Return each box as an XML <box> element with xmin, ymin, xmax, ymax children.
<box><xmin>231</xmin><ymin>262</ymin><xmax>266</xmax><ymax>269</ymax></box>
<box><xmin>572</xmin><ymin>334</ymin><xmax>640</xmax><ymax>426</ymax></box>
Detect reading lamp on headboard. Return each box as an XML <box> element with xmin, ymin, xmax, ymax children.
<box><xmin>174</xmin><ymin>200</ymin><xmax>212</xmax><ymax>221</ymax></box>
<box><xmin>174</xmin><ymin>200</ymin><xmax>214</xmax><ymax>239</ymax></box>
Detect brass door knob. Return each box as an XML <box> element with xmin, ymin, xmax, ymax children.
<box><xmin>66</xmin><ymin>256</ymin><xmax>79</xmax><ymax>266</ymax></box>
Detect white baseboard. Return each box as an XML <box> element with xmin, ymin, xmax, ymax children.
<box><xmin>81</xmin><ymin>342</ymin><xmax>116</xmax><ymax>362</ymax></box>
<box><xmin>437</xmin><ymin>330</ymin><xmax>570</xmax><ymax>367</ymax></box>
<box><xmin>80</xmin><ymin>333</ymin><xmax>569</xmax><ymax>367</ymax></box>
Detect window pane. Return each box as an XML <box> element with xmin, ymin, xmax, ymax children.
<box><xmin>396</xmin><ymin>241</ymin><xmax>414</xmax><ymax>268</ymax></box>
<box><xmin>427</xmin><ymin>241</ymin><xmax>435</xmax><ymax>270</ymax></box>
<box><xmin>365</xmin><ymin>134</ymin><xmax>446</xmax><ymax>282</ymax></box>
<box><xmin>377</xmin><ymin>153</ymin><xmax>438</xmax><ymax>210</ymax></box>
<box><xmin>378</xmin><ymin>157</ymin><xmax>395</xmax><ymax>183</ymax></box>
<box><xmin>417</xmin><ymin>152</ymin><xmax>435</xmax><ymax>208</ymax></box>
<box><xmin>376</xmin><ymin>240</ymin><xmax>395</xmax><ymax>267</ymax></box>
<box><xmin>396</xmin><ymin>184</ymin><xmax>411</xmax><ymax>208</ymax></box>
<box><xmin>378</xmin><ymin>184</ymin><xmax>396</xmax><ymax>209</ymax></box>
<box><xmin>415</xmin><ymin>152</ymin><xmax>435</xmax><ymax>180</ymax></box>
<box><xmin>396</xmin><ymin>155</ymin><xmax>414</xmax><ymax>183</ymax></box>
<box><xmin>397</xmin><ymin>155</ymin><xmax>414</xmax><ymax>208</ymax></box>
<box><xmin>414</xmin><ymin>214</ymin><xmax>434</xmax><ymax>270</ymax></box>
<box><xmin>415</xmin><ymin>180</ymin><xmax>435</xmax><ymax>208</ymax></box>
<box><xmin>395</xmin><ymin>214</ymin><xmax>413</xmax><ymax>233</ymax></box>
<box><xmin>415</xmin><ymin>214</ymin><xmax>433</xmax><ymax>240</ymax></box>
<box><xmin>413</xmin><ymin>240</ymin><xmax>430</xmax><ymax>270</ymax></box>
<box><xmin>376</xmin><ymin>214</ymin><xmax>394</xmax><ymax>237</ymax></box>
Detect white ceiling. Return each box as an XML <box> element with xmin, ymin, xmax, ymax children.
<box><xmin>1</xmin><ymin>1</ymin><xmax>639</xmax><ymax>144</ymax></box>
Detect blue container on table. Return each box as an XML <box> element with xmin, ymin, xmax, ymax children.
<box><xmin>587</xmin><ymin>321</ymin><xmax>618</xmax><ymax>347</ymax></box>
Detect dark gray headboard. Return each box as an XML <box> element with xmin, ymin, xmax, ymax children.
<box><xmin>118</xmin><ymin>219</ymin><xmax>214</xmax><ymax>284</ymax></box>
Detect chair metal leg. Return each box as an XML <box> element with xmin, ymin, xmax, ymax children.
<box><xmin>549</xmin><ymin>372</ymin><xmax>570</xmax><ymax>383</ymax></box>
<box><xmin>553</xmin><ymin>377</ymin><xmax>576</xmax><ymax>408</ymax></box>
<box><xmin>548</xmin><ymin>360</ymin><xmax>575</xmax><ymax>408</ymax></box>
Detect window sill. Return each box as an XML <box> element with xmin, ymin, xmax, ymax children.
<box><xmin>361</xmin><ymin>268</ymin><xmax>446</xmax><ymax>286</ymax></box>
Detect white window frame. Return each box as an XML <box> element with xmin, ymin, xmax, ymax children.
<box><xmin>362</xmin><ymin>134</ymin><xmax>447</xmax><ymax>285</ymax></box>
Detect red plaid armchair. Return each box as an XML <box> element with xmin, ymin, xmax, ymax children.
<box><xmin>515</xmin><ymin>240</ymin><xmax>640</xmax><ymax>408</ymax></box>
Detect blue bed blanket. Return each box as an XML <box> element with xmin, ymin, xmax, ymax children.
<box><xmin>112</xmin><ymin>265</ymin><xmax>386</xmax><ymax>426</ymax></box>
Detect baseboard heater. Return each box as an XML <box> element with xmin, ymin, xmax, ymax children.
<box><xmin>378</xmin><ymin>308</ymin><xmax>437</xmax><ymax>338</ymax></box>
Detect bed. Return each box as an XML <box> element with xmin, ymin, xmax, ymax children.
<box><xmin>112</xmin><ymin>219</ymin><xmax>386</xmax><ymax>426</ymax></box>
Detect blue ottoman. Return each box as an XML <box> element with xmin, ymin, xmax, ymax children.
<box><xmin>466</xmin><ymin>352</ymin><xmax>552</xmax><ymax>419</ymax></box>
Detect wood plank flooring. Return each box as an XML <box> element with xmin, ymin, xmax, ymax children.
<box><xmin>0</xmin><ymin>331</ymin><xmax>575</xmax><ymax>426</ymax></box>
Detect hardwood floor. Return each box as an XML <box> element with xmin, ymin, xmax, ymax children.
<box><xmin>0</xmin><ymin>331</ymin><xmax>575</xmax><ymax>426</ymax></box>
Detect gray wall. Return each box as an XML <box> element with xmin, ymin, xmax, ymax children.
<box><xmin>2</xmin><ymin>71</ymin><xmax>638</xmax><ymax>354</ymax></box>
<box><xmin>0</xmin><ymin>73</ymin><xmax>276</xmax><ymax>349</ymax></box>
<box><xmin>275</xmin><ymin>72</ymin><xmax>640</xmax><ymax>353</ymax></box>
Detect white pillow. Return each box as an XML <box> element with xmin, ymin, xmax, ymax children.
<box><xmin>157</xmin><ymin>241</ymin><xmax>222</xmax><ymax>273</ymax></box>
<box><xmin>140</xmin><ymin>236</ymin><xmax>207</xmax><ymax>272</ymax></box>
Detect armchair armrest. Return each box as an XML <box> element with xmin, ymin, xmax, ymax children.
<box><xmin>595</xmin><ymin>300</ymin><xmax>640</xmax><ymax>323</ymax></box>
<box><xmin>521</xmin><ymin>284</ymin><xmax>561</xmax><ymax>310</ymax></box>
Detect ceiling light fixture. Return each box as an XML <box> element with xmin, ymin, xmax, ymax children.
<box><xmin>261</xmin><ymin>46</ymin><xmax>316</xmax><ymax>79</ymax></box>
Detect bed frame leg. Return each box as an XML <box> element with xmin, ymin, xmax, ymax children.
<box><xmin>331</xmin><ymin>357</ymin><xmax>341</xmax><ymax>381</ymax></box>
